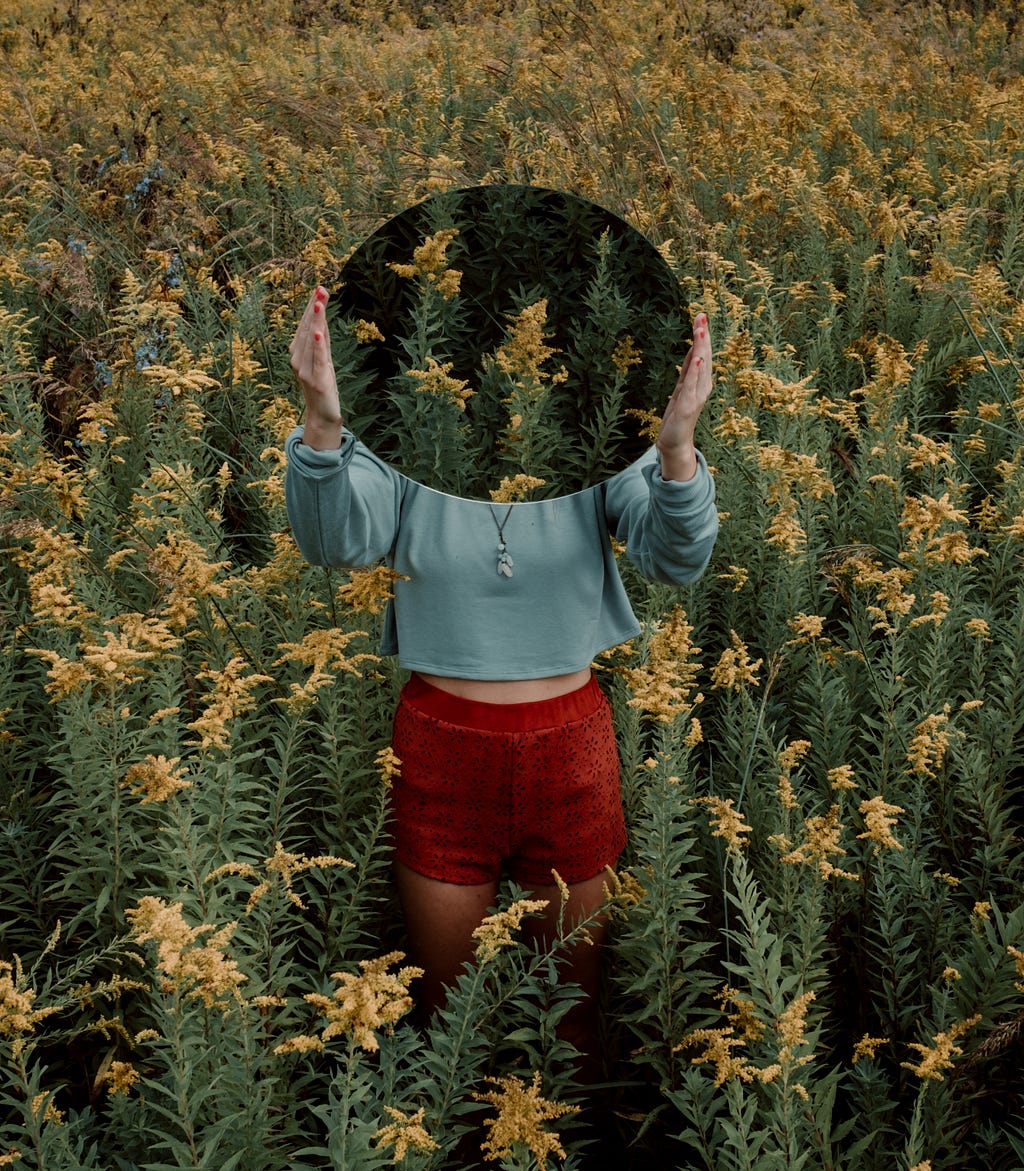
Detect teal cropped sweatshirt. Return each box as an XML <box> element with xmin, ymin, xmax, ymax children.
<box><xmin>285</xmin><ymin>427</ymin><xmax>718</xmax><ymax>680</ymax></box>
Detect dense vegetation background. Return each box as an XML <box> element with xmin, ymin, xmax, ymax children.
<box><xmin>2</xmin><ymin>1</ymin><xmax>1024</xmax><ymax>1167</ymax></box>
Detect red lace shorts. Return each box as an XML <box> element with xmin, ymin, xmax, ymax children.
<box><xmin>389</xmin><ymin>672</ymin><xmax>626</xmax><ymax>887</ymax></box>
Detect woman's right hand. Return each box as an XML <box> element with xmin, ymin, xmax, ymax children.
<box><xmin>290</xmin><ymin>286</ymin><xmax>344</xmax><ymax>450</ymax></box>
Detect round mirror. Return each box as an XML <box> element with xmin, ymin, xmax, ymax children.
<box><xmin>329</xmin><ymin>184</ymin><xmax>688</xmax><ymax>499</ymax></box>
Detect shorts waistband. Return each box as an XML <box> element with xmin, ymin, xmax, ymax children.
<box><xmin>400</xmin><ymin>672</ymin><xmax>604</xmax><ymax>732</ymax></box>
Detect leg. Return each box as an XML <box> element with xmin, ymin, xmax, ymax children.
<box><xmin>523</xmin><ymin>870</ymin><xmax>611</xmax><ymax>1082</ymax></box>
<box><xmin>393</xmin><ymin>860</ymin><xmax>499</xmax><ymax>1020</ymax></box>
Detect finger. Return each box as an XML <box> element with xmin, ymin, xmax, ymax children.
<box><xmin>290</xmin><ymin>286</ymin><xmax>328</xmax><ymax>356</ymax></box>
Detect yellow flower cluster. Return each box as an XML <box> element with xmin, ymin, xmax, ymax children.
<box><xmin>624</xmin><ymin>605</ymin><xmax>704</xmax><ymax>725</ymax></box>
<box><xmin>373</xmin><ymin>1106</ymin><xmax>439</xmax><ymax>1162</ymax></box>
<box><xmin>905</xmin><ymin>706</ymin><xmax>953</xmax><ymax>777</ymax></box>
<box><xmin>901</xmin><ymin>1014</ymin><xmax>981</xmax><ymax>1081</ymax></box>
<box><xmin>388</xmin><ymin>228</ymin><xmax>462</xmax><ymax>299</ymax></box>
<box><xmin>494</xmin><ymin>299</ymin><xmax>567</xmax><ymax>394</ymax></box>
<box><xmin>123</xmin><ymin>754</ymin><xmax>192</xmax><ymax>804</ymax></box>
<box><xmin>473</xmin><ymin>1071</ymin><xmax>576</xmax><ymax>1170</ymax></box>
<box><xmin>0</xmin><ymin>961</ymin><xmax>60</xmax><ymax>1056</ymax></box>
<box><xmin>679</xmin><ymin>988</ymin><xmax>817</xmax><ymax>1095</ymax></box>
<box><xmin>691</xmin><ymin>797</ymin><xmax>753</xmax><ymax>854</ymax></box>
<box><xmin>709</xmin><ymin>630</ymin><xmax>762</xmax><ymax>692</ymax></box>
<box><xmin>899</xmin><ymin>492</ymin><xmax>984</xmax><ymax>565</ymax></box>
<box><xmin>207</xmin><ymin>842</ymin><xmax>352</xmax><ymax>911</ymax></box>
<box><xmin>274</xmin><ymin>628</ymin><xmax>379</xmax><ymax>709</ymax></box>
<box><xmin>490</xmin><ymin>474</ymin><xmax>547</xmax><ymax>503</ymax></box>
<box><xmin>857</xmin><ymin>796</ymin><xmax>905</xmax><ymax>854</ymax></box>
<box><xmin>773</xmin><ymin>805</ymin><xmax>859</xmax><ymax>882</ymax></box>
<box><xmin>127</xmin><ymin>897</ymin><xmax>245</xmax><ymax>1008</ymax></box>
<box><xmin>472</xmin><ymin>898</ymin><xmax>550</xmax><ymax>963</ymax></box>
<box><xmin>276</xmin><ymin>952</ymin><xmax>422</xmax><ymax>1054</ymax></box>
<box><xmin>405</xmin><ymin>357</ymin><xmax>474</xmax><ymax>411</ymax></box>
<box><xmin>337</xmin><ymin>566</ymin><xmax>408</xmax><ymax>615</ymax></box>
<box><xmin>187</xmin><ymin>657</ymin><xmax>275</xmax><ymax>750</ymax></box>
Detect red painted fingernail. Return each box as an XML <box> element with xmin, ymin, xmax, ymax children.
<box><xmin>314</xmin><ymin>331</ymin><xmax>322</xmax><ymax>342</ymax></box>
<box><xmin>316</xmin><ymin>286</ymin><xmax>327</xmax><ymax>300</ymax></box>
<box><xmin>695</xmin><ymin>357</ymin><xmax>703</xmax><ymax>367</ymax></box>
<box><xmin>314</xmin><ymin>302</ymin><xmax>322</xmax><ymax>314</ymax></box>
<box><xmin>698</xmin><ymin>327</ymin><xmax>706</xmax><ymax>339</ymax></box>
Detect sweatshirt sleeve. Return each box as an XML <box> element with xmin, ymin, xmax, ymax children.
<box><xmin>285</xmin><ymin>426</ymin><xmax>403</xmax><ymax>568</ymax></box>
<box><xmin>603</xmin><ymin>448</ymin><xmax>719</xmax><ymax>584</ymax></box>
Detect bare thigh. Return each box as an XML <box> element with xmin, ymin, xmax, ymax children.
<box><xmin>393</xmin><ymin>860</ymin><xmax>499</xmax><ymax>1018</ymax></box>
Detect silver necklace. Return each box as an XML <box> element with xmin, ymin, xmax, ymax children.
<box><xmin>488</xmin><ymin>504</ymin><xmax>515</xmax><ymax>578</ymax></box>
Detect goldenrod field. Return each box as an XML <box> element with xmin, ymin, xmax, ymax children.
<box><xmin>2</xmin><ymin>1</ymin><xmax>1024</xmax><ymax>1168</ymax></box>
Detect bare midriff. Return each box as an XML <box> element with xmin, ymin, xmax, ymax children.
<box><xmin>416</xmin><ymin>668</ymin><xmax>592</xmax><ymax>704</ymax></box>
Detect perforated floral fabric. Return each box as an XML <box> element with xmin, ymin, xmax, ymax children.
<box><xmin>389</xmin><ymin>674</ymin><xmax>625</xmax><ymax>887</ymax></box>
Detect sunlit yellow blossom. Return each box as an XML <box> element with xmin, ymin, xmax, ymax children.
<box><xmin>908</xmin><ymin>591</ymin><xmax>950</xmax><ymax>629</ymax></box>
<box><xmin>786</xmin><ymin>613</ymin><xmax>826</xmax><ymax>643</ymax></box>
<box><xmin>388</xmin><ymin>228</ymin><xmax>460</xmax><ymax>281</ymax></box>
<box><xmin>776</xmin><ymin>991</ymin><xmax>816</xmax><ymax>1064</ymax></box>
<box><xmin>756</xmin><ymin>445</ymin><xmax>835</xmax><ymax>503</ymax></box>
<box><xmin>274</xmin><ymin>1033</ymin><xmax>325</xmax><ymax>1054</ymax></box>
<box><xmin>780</xmin><ymin>805</ymin><xmax>859</xmax><ymax>881</ymax></box>
<box><xmin>737</xmin><ymin>369</ymin><xmax>817</xmax><ymax>416</ymax></box>
<box><xmin>406</xmin><ymin>357</ymin><xmax>473</xmax><ymax>411</ymax></box>
<box><xmin>713</xmin><ymin>406</ymin><xmax>759</xmax><ymax>442</ymax></box>
<box><xmin>123</xmin><ymin>755</ymin><xmax>192</xmax><ymax>804</ymax></box>
<box><xmin>852</xmin><ymin>1034</ymin><xmax>888</xmax><ymax>1062</ymax></box>
<box><xmin>903</xmin><ymin>433</ymin><xmax>954</xmax><ymax>470</ymax></box>
<box><xmin>490</xmin><ymin>474</ymin><xmax>547</xmax><ymax>503</ymax></box>
<box><xmin>337</xmin><ymin>566</ymin><xmax>408</xmax><ymax>616</ymax></box>
<box><xmin>710</xmin><ymin>630</ymin><xmax>762</xmax><ymax>691</ymax></box>
<box><xmin>965</xmin><ymin>617</ymin><xmax>991</xmax><ymax>640</ymax></box>
<box><xmin>900</xmin><ymin>493</ymin><xmax>984</xmax><ymax>564</ymax></box>
<box><xmin>901</xmin><ymin>1015</ymin><xmax>980</xmax><ymax>1081</ymax></box>
<box><xmin>717</xmin><ymin>986</ymin><xmax>764</xmax><ymax>1043</ymax></box>
<box><xmin>0</xmin><ymin>962</ymin><xmax>59</xmax><ymax>1040</ymax></box>
<box><xmin>208</xmin><ymin>843</ymin><xmax>352</xmax><ymax>911</ymax></box>
<box><xmin>765</xmin><ymin>498</ymin><xmax>807</xmax><ymax>554</ymax></box>
<box><xmin>691</xmin><ymin>797</ymin><xmax>752</xmax><ymax>854</ymax></box>
<box><xmin>30</xmin><ymin>1093</ymin><xmax>63</xmax><ymax>1125</ymax></box>
<box><xmin>147</xmin><ymin>533</ymin><xmax>231</xmax><ymax>631</ymax></box>
<box><xmin>624</xmin><ymin>605</ymin><xmax>704</xmax><ymax>722</ymax></box>
<box><xmin>942</xmin><ymin>967</ymin><xmax>961</xmax><ymax>982</ymax></box>
<box><xmin>906</xmin><ymin>706</ymin><xmax>952</xmax><ymax>777</ymax></box>
<box><xmin>601</xmin><ymin>866</ymin><xmax>647</xmax><ymax>916</ymax></box>
<box><xmin>851</xmin><ymin>560</ymin><xmax>916</xmax><ymax>630</ymax></box>
<box><xmin>473</xmin><ymin>899</ymin><xmax>549</xmax><ymax>963</ymax></box>
<box><xmin>376</xmin><ymin>746</ymin><xmax>402</xmax><ymax>785</ymax></box>
<box><xmin>259</xmin><ymin>396</ymin><xmax>299</xmax><ymax>445</ymax></box>
<box><xmin>676</xmin><ymin>1026</ymin><xmax>760</xmax><ymax>1086</ymax></box>
<box><xmin>14</xmin><ymin>528</ymin><xmax>89</xmax><ymax>627</ymax></box>
<box><xmin>127</xmin><ymin>897</ymin><xmax>245</xmax><ymax>1008</ymax></box>
<box><xmin>297</xmin><ymin>952</ymin><xmax>422</xmax><ymax>1053</ymax></box>
<box><xmin>105</xmin><ymin>1061</ymin><xmax>140</xmax><ymax>1097</ymax></box>
<box><xmin>188</xmin><ymin>658</ymin><xmax>275</xmax><ymax>750</ymax></box>
<box><xmin>373</xmin><ymin>1106</ymin><xmax>439</xmax><ymax>1163</ymax></box>
<box><xmin>494</xmin><ymin>300</ymin><xmax>560</xmax><ymax>387</ymax></box>
<box><xmin>474</xmin><ymin>1072</ymin><xmax>576</xmax><ymax>1170</ymax></box>
<box><xmin>973</xmin><ymin>901</ymin><xmax>992</xmax><ymax>920</ymax></box>
<box><xmin>1008</xmin><ymin>946</ymin><xmax>1024</xmax><ymax>992</ymax></box>
<box><xmin>857</xmin><ymin>796</ymin><xmax>905</xmax><ymax>853</ymax></box>
<box><xmin>274</xmin><ymin>628</ymin><xmax>378</xmax><ymax>709</ymax></box>
<box><xmin>828</xmin><ymin>765</ymin><xmax>857</xmax><ymax>791</ymax></box>
<box><xmin>717</xmin><ymin>564</ymin><xmax>750</xmax><ymax>592</ymax></box>
<box><xmin>352</xmin><ymin>319</ymin><xmax>385</xmax><ymax>343</ymax></box>
<box><xmin>610</xmin><ymin>335</ymin><xmax>642</xmax><ymax>374</ymax></box>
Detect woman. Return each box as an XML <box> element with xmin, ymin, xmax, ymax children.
<box><xmin>285</xmin><ymin>284</ymin><xmax>717</xmax><ymax>1074</ymax></box>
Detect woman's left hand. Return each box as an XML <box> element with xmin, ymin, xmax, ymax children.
<box><xmin>656</xmin><ymin>312</ymin><xmax>713</xmax><ymax>482</ymax></box>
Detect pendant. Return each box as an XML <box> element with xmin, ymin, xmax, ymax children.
<box><xmin>497</xmin><ymin>541</ymin><xmax>514</xmax><ymax>578</ymax></box>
